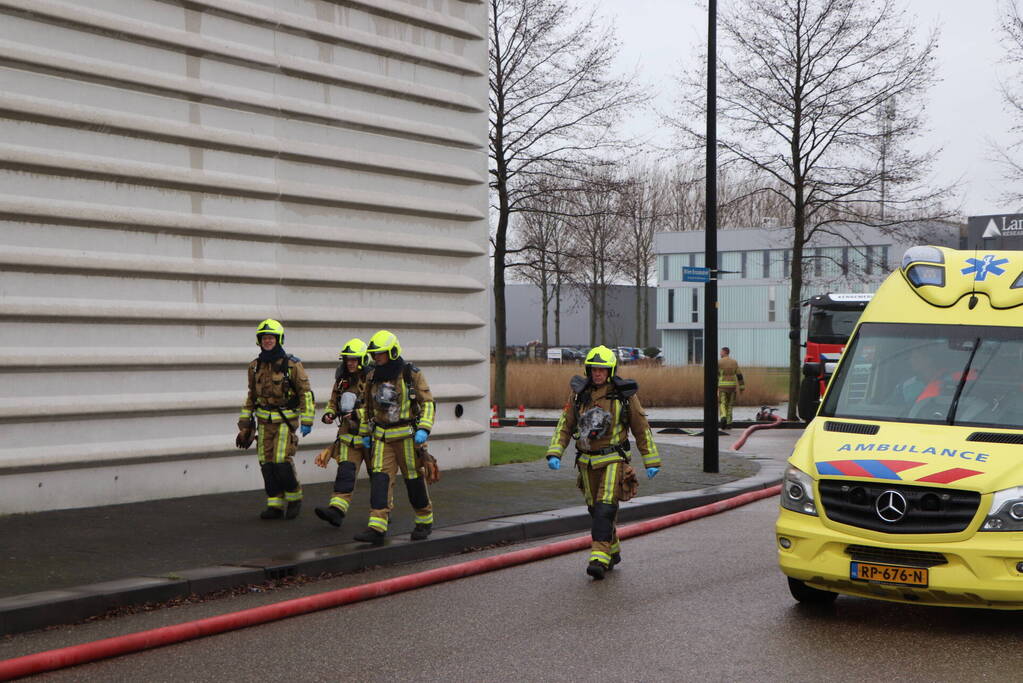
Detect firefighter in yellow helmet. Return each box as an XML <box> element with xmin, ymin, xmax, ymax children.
<box><xmin>546</xmin><ymin>345</ymin><xmax>661</xmax><ymax>580</ymax></box>
<box><xmin>353</xmin><ymin>330</ymin><xmax>437</xmax><ymax>544</ymax></box>
<box><xmin>236</xmin><ymin>319</ymin><xmax>316</xmax><ymax>520</ymax></box>
<box><xmin>313</xmin><ymin>338</ymin><xmax>371</xmax><ymax>528</ymax></box>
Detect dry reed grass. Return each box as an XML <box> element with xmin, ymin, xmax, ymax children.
<box><xmin>493</xmin><ymin>361</ymin><xmax>787</xmax><ymax>409</ymax></box>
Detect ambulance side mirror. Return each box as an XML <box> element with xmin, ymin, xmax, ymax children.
<box><xmin>802</xmin><ymin>362</ymin><xmax>822</xmax><ymax>378</ymax></box>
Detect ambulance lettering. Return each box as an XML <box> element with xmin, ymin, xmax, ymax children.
<box><xmin>837</xmin><ymin>443</ymin><xmax>989</xmax><ymax>462</ymax></box>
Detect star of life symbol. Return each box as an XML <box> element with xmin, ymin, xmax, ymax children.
<box><xmin>961</xmin><ymin>255</ymin><xmax>1008</xmax><ymax>281</ymax></box>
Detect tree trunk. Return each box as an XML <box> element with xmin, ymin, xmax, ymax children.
<box><xmin>539</xmin><ymin>275</ymin><xmax>549</xmax><ymax>349</ymax></box>
<box><xmin>554</xmin><ymin>276</ymin><xmax>562</xmax><ymax>346</ymax></box>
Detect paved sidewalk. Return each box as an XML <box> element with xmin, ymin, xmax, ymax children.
<box><xmin>0</xmin><ymin>426</ymin><xmax>798</xmax><ymax>635</ymax></box>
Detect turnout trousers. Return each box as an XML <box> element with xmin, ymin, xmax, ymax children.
<box><xmin>256</xmin><ymin>420</ymin><xmax>302</xmax><ymax>510</ymax></box>
<box><xmin>578</xmin><ymin>460</ymin><xmax>623</xmax><ymax>568</ymax></box>
<box><xmin>326</xmin><ymin>441</ymin><xmax>372</xmax><ymax>514</ymax></box>
<box><xmin>718</xmin><ymin>386</ymin><xmax>737</xmax><ymax>427</ymax></box>
<box><xmin>366</xmin><ymin>436</ymin><xmax>433</xmax><ymax>533</ymax></box>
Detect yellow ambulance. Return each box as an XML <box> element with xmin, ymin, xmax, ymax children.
<box><xmin>777</xmin><ymin>246</ymin><xmax>1023</xmax><ymax>608</ymax></box>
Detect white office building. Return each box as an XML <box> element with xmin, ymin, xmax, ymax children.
<box><xmin>655</xmin><ymin>223</ymin><xmax>962</xmax><ymax>367</ymax></box>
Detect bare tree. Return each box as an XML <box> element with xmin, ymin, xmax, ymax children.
<box><xmin>674</xmin><ymin>0</ymin><xmax>948</xmax><ymax>419</ymax></box>
<box><xmin>509</xmin><ymin>188</ymin><xmax>571</xmax><ymax>349</ymax></box>
<box><xmin>489</xmin><ymin>0</ymin><xmax>644</xmax><ymax>413</ymax></box>
<box><xmin>996</xmin><ymin>0</ymin><xmax>1023</xmax><ymax>202</ymax></box>
<box><xmin>619</xmin><ymin>163</ymin><xmax>670</xmax><ymax>347</ymax></box>
<box><xmin>562</xmin><ymin>170</ymin><xmax>627</xmax><ymax>345</ymax></box>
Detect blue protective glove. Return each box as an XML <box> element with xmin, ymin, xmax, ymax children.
<box><xmin>547</xmin><ymin>456</ymin><xmax>561</xmax><ymax>471</ymax></box>
<box><xmin>300</xmin><ymin>424</ymin><xmax>312</xmax><ymax>437</ymax></box>
<box><xmin>414</xmin><ymin>429</ymin><xmax>428</xmax><ymax>445</ymax></box>
<box><xmin>646</xmin><ymin>466</ymin><xmax>660</xmax><ymax>480</ymax></box>
<box><xmin>362</xmin><ymin>436</ymin><xmax>372</xmax><ymax>449</ymax></box>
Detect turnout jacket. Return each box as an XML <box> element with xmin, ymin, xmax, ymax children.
<box><xmin>359</xmin><ymin>360</ymin><xmax>436</xmax><ymax>442</ymax></box>
<box><xmin>718</xmin><ymin>356</ymin><xmax>743</xmax><ymax>392</ymax></box>
<box><xmin>238</xmin><ymin>355</ymin><xmax>315</xmax><ymax>429</ymax></box>
<box><xmin>546</xmin><ymin>379</ymin><xmax>661</xmax><ymax>469</ymax></box>
<box><xmin>326</xmin><ymin>369</ymin><xmax>367</xmax><ymax>445</ymax></box>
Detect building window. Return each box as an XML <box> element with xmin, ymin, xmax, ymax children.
<box><xmin>661</xmin><ymin>255</ymin><xmax>668</xmax><ymax>280</ymax></box>
<box><xmin>691</xmin><ymin>288</ymin><xmax>699</xmax><ymax>323</ymax></box>
<box><xmin>687</xmin><ymin>329</ymin><xmax>704</xmax><ymax>365</ymax></box>
<box><xmin>667</xmin><ymin>288</ymin><xmax>674</xmax><ymax>323</ymax></box>
<box><xmin>814</xmin><ymin>248</ymin><xmax>822</xmax><ymax>277</ymax></box>
<box><xmin>879</xmin><ymin>245</ymin><xmax>889</xmax><ymax>272</ymax></box>
<box><xmin>762</xmin><ymin>249</ymin><xmax>770</xmax><ymax>278</ymax></box>
<box><xmin>740</xmin><ymin>251</ymin><xmax>748</xmax><ymax>279</ymax></box>
<box><xmin>688</xmin><ymin>252</ymin><xmax>696</xmax><ymax>267</ymax></box>
<box><xmin>783</xmin><ymin>249</ymin><xmax>791</xmax><ymax>278</ymax></box>
<box><xmin>841</xmin><ymin>247</ymin><xmax>849</xmax><ymax>275</ymax></box>
<box><xmin>768</xmin><ymin>285</ymin><xmax>776</xmax><ymax>322</ymax></box>
<box><xmin>865</xmin><ymin>245</ymin><xmax>874</xmax><ymax>275</ymax></box>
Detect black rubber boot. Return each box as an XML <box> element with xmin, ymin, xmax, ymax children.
<box><xmin>260</xmin><ymin>507</ymin><xmax>284</xmax><ymax>520</ymax></box>
<box><xmin>410</xmin><ymin>523</ymin><xmax>432</xmax><ymax>541</ymax></box>
<box><xmin>608</xmin><ymin>552</ymin><xmax>622</xmax><ymax>570</ymax></box>
<box><xmin>353</xmin><ymin>528</ymin><xmax>386</xmax><ymax>545</ymax></box>
<box><xmin>586</xmin><ymin>560</ymin><xmax>606</xmax><ymax>580</ymax></box>
<box><xmin>315</xmin><ymin>506</ymin><xmax>345</xmax><ymax>527</ymax></box>
<box><xmin>285</xmin><ymin>500</ymin><xmax>302</xmax><ymax>520</ymax></box>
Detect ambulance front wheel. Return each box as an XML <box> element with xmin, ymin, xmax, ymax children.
<box><xmin>787</xmin><ymin>577</ymin><xmax>837</xmax><ymax>605</ymax></box>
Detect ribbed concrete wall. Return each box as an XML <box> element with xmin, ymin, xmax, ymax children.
<box><xmin>0</xmin><ymin>0</ymin><xmax>490</xmax><ymax>513</ymax></box>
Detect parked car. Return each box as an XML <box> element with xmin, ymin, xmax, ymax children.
<box><xmin>614</xmin><ymin>346</ymin><xmax>646</xmax><ymax>364</ymax></box>
<box><xmin>546</xmin><ymin>346</ymin><xmax>584</xmax><ymax>363</ymax></box>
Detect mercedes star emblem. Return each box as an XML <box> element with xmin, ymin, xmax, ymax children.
<box><xmin>875</xmin><ymin>490</ymin><xmax>908</xmax><ymax>523</ymax></box>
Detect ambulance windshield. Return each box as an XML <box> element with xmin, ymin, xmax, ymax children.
<box><xmin>820</xmin><ymin>322</ymin><xmax>1023</xmax><ymax>428</ymax></box>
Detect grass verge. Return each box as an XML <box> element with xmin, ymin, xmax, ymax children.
<box><xmin>490</xmin><ymin>440</ymin><xmax>547</xmax><ymax>466</ymax></box>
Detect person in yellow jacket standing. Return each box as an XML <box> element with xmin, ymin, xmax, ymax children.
<box><xmin>237</xmin><ymin>319</ymin><xmax>315</xmax><ymax>520</ymax></box>
<box><xmin>718</xmin><ymin>346</ymin><xmax>745</xmax><ymax>430</ymax></box>
<box><xmin>313</xmin><ymin>338</ymin><xmax>371</xmax><ymax>528</ymax></box>
<box><xmin>546</xmin><ymin>345</ymin><xmax>661</xmax><ymax>580</ymax></box>
<box><xmin>353</xmin><ymin>330</ymin><xmax>436</xmax><ymax>545</ymax></box>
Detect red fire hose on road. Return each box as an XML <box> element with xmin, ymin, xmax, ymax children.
<box><xmin>731</xmin><ymin>413</ymin><xmax>787</xmax><ymax>451</ymax></box>
<box><xmin>0</xmin><ymin>485</ymin><xmax>781</xmax><ymax>680</ymax></box>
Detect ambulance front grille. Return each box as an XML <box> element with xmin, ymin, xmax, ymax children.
<box><xmin>845</xmin><ymin>544</ymin><xmax>948</xmax><ymax>568</ymax></box>
<box><xmin>818</xmin><ymin>480</ymin><xmax>980</xmax><ymax>534</ymax></box>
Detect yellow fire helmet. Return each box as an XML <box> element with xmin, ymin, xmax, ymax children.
<box><xmin>585</xmin><ymin>345</ymin><xmax>617</xmax><ymax>378</ymax></box>
<box><xmin>338</xmin><ymin>337</ymin><xmax>369</xmax><ymax>369</ymax></box>
<box><xmin>256</xmin><ymin>318</ymin><xmax>285</xmax><ymax>345</ymax></box>
<box><xmin>366</xmin><ymin>330</ymin><xmax>402</xmax><ymax>361</ymax></box>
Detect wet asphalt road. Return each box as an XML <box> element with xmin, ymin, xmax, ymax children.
<box><xmin>7</xmin><ymin>494</ymin><xmax>1023</xmax><ymax>681</ymax></box>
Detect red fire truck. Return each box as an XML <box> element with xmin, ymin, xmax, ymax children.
<box><xmin>796</xmin><ymin>292</ymin><xmax>873</xmax><ymax>421</ymax></box>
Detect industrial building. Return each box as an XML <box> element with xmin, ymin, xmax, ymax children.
<box><xmin>0</xmin><ymin>1</ymin><xmax>489</xmax><ymax>513</ymax></box>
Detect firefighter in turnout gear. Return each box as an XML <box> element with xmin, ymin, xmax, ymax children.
<box><xmin>313</xmin><ymin>338</ymin><xmax>371</xmax><ymax>528</ymax></box>
<box><xmin>546</xmin><ymin>345</ymin><xmax>661</xmax><ymax>580</ymax></box>
<box><xmin>353</xmin><ymin>330</ymin><xmax>437</xmax><ymax>545</ymax></box>
<box><xmin>718</xmin><ymin>346</ymin><xmax>744</xmax><ymax>430</ymax></box>
<box><xmin>237</xmin><ymin>319</ymin><xmax>316</xmax><ymax>520</ymax></box>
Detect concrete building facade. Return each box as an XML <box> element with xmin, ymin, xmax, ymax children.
<box><xmin>0</xmin><ymin>0</ymin><xmax>490</xmax><ymax>513</ymax></box>
<box><xmin>655</xmin><ymin>223</ymin><xmax>961</xmax><ymax>367</ymax></box>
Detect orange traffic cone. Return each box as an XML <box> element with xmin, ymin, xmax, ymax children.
<box><xmin>490</xmin><ymin>404</ymin><xmax>501</xmax><ymax>428</ymax></box>
<box><xmin>516</xmin><ymin>405</ymin><xmax>528</xmax><ymax>427</ymax></box>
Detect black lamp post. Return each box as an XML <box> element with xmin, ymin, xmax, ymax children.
<box><xmin>703</xmin><ymin>0</ymin><xmax>719</xmax><ymax>473</ymax></box>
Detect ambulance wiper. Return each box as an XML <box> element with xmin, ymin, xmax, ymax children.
<box><xmin>947</xmin><ymin>337</ymin><xmax>981</xmax><ymax>425</ymax></box>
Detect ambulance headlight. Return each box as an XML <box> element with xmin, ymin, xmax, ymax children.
<box><xmin>780</xmin><ymin>465</ymin><xmax>818</xmax><ymax>516</ymax></box>
<box><xmin>982</xmin><ymin>487</ymin><xmax>1023</xmax><ymax>531</ymax></box>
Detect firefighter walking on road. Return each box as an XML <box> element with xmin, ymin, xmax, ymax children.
<box><xmin>546</xmin><ymin>345</ymin><xmax>661</xmax><ymax>580</ymax></box>
<box><xmin>353</xmin><ymin>330</ymin><xmax>437</xmax><ymax>545</ymax></box>
<box><xmin>718</xmin><ymin>346</ymin><xmax>745</xmax><ymax>430</ymax></box>
<box><xmin>236</xmin><ymin>319</ymin><xmax>316</xmax><ymax>520</ymax></box>
<box><xmin>313</xmin><ymin>338</ymin><xmax>371</xmax><ymax>528</ymax></box>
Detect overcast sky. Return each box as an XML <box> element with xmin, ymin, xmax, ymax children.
<box><xmin>594</xmin><ymin>0</ymin><xmax>1020</xmax><ymax>218</ymax></box>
